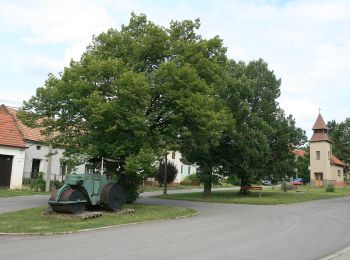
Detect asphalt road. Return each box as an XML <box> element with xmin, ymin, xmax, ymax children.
<box><xmin>1</xmin><ymin>190</ymin><xmax>350</xmax><ymax>260</ymax></box>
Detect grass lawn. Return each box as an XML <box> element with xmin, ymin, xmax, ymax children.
<box><xmin>0</xmin><ymin>204</ymin><xmax>197</xmax><ymax>234</ymax></box>
<box><xmin>142</xmin><ymin>184</ymin><xmax>199</xmax><ymax>192</ymax></box>
<box><xmin>142</xmin><ymin>183</ymin><xmax>236</xmax><ymax>192</ymax></box>
<box><xmin>154</xmin><ymin>186</ymin><xmax>350</xmax><ymax>205</ymax></box>
<box><xmin>0</xmin><ymin>189</ymin><xmax>48</xmax><ymax>198</ymax></box>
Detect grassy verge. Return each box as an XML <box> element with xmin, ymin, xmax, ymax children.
<box><xmin>0</xmin><ymin>204</ymin><xmax>197</xmax><ymax>234</ymax></box>
<box><xmin>154</xmin><ymin>186</ymin><xmax>350</xmax><ymax>205</ymax></box>
<box><xmin>0</xmin><ymin>189</ymin><xmax>48</xmax><ymax>198</ymax></box>
<box><xmin>142</xmin><ymin>183</ymin><xmax>236</xmax><ymax>192</ymax></box>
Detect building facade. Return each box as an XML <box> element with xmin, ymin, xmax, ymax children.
<box><xmin>167</xmin><ymin>151</ymin><xmax>198</xmax><ymax>183</ymax></box>
<box><xmin>0</xmin><ymin>105</ymin><xmax>85</xmax><ymax>189</ymax></box>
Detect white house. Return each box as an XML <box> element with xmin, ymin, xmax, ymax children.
<box><xmin>0</xmin><ymin>105</ymin><xmax>85</xmax><ymax>189</ymax></box>
<box><xmin>167</xmin><ymin>151</ymin><xmax>198</xmax><ymax>183</ymax></box>
<box><xmin>0</xmin><ymin>106</ymin><xmax>26</xmax><ymax>189</ymax></box>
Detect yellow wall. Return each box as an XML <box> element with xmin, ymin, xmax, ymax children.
<box><xmin>310</xmin><ymin>141</ymin><xmax>332</xmax><ymax>180</ymax></box>
<box><xmin>331</xmin><ymin>164</ymin><xmax>343</xmax><ymax>182</ymax></box>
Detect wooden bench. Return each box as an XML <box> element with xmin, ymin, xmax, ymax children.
<box><xmin>240</xmin><ymin>185</ymin><xmax>263</xmax><ymax>191</ymax></box>
<box><xmin>240</xmin><ymin>186</ymin><xmax>263</xmax><ymax>197</ymax></box>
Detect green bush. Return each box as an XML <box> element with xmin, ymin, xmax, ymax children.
<box><xmin>155</xmin><ymin>162</ymin><xmax>178</xmax><ymax>186</ymax></box>
<box><xmin>185</xmin><ymin>174</ymin><xmax>199</xmax><ymax>181</ymax></box>
<box><xmin>325</xmin><ymin>182</ymin><xmax>335</xmax><ymax>192</ymax></box>
<box><xmin>118</xmin><ymin>172</ymin><xmax>143</xmax><ymax>203</ymax></box>
<box><xmin>50</xmin><ymin>179</ymin><xmax>63</xmax><ymax>190</ymax></box>
<box><xmin>22</xmin><ymin>177</ymin><xmax>32</xmax><ymax>187</ymax></box>
<box><xmin>30</xmin><ymin>172</ymin><xmax>46</xmax><ymax>191</ymax></box>
<box><xmin>225</xmin><ymin>176</ymin><xmax>241</xmax><ymax>186</ymax></box>
<box><xmin>180</xmin><ymin>173</ymin><xmax>200</xmax><ymax>186</ymax></box>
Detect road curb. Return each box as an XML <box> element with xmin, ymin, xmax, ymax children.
<box><xmin>318</xmin><ymin>245</ymin><xmax>350</xmax><ymax>260</ymax></box>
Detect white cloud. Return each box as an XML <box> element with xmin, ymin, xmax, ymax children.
<box><xmin>0</xmin><ymin>0</ymin><xmax>349</xmax><ymax>133</ymax></box>
<box><xmin>0</xmin><ymin>0</ymin><xmax>116</xmax><ymax>45</ymax></box>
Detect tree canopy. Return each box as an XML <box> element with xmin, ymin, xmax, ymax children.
<box><xmin>19</xmin><ymin>13</ymin><xmax>306</xmax><ymax>198</ymax></box>
<box><xmin>328</xmin><ymin>118</ymin><xmax>350</xmax><ymax>166</ymax></box>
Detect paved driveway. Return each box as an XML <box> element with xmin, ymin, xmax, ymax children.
<box><xmin>1</xmin><ymin>190</ymin><xmax>350</xmax><ymax>260</ymax></box>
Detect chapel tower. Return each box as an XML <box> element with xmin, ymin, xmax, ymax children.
<box><xmin>309</xmin><ymin>113</ymin><xmax>332</xmax><ymax>186</ymax></box>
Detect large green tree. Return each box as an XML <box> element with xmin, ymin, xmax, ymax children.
<box><xmin>218</xmin><ymin>59</ymin><xmax>306</xmax><ymax>191</ymax></box>
<box><xmin>19</xmin><ymin>14</ymin><xmax>231</xmax><ymax>200</ymax></box>
<box><xmin>328</xmin><ymin>119</ymin><xmax>350</xmax><ymax>166</ymax></box>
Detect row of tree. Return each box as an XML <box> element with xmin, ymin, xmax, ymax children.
<box><xmin>328</xmin><ymin>119</ymin><xmax>350</xmax><ymax>166</ymax></box>
<box><xmin>19</xmin><ymin>14</ymin><xmax>306</xmax><ymax>201</ymax></box>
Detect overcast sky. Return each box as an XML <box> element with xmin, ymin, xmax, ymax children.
<box><xmin>0</xmin><ymin>0</ymin><xmax>349</xmax><ymax>137</ymax></box>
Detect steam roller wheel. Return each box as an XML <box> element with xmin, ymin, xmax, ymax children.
<box><xmin>101</xmin><ymin>183</ymin><xmax>126</xmax><ymax>211</ymax></box>
<box><xmin>50</xmin><ymin>188</ymin><xmax>86</xmax><ymax>214</ymax></box>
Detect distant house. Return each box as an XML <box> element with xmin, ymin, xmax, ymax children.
<box><xmin>309</xmin><ymin>113</ymin><xmax>346</xmax><ymax>187</ymax></box>
<box><xmin>167</xmin><ymin>151</ymin><xmax>197</xmax><ymax>183</ymax></box>
<box><xmin>0</xmin><ymin>105</ymin><xmax>85</xmax><ymax>189</ymax></box>
<box><xmin>291</xmin><ymin>149</ymin><xmax>305</xmax><ymax>158</ymax></box>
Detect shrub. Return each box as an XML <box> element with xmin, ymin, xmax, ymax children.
<box><xmin>155</xmin><ymin>162</ymin><xmax>178</xmax><ymax>186</ymax></box>
<box><xmin>50</xmin><ymin>179</ymin><xmax>63</xmax><ymax>190</ymax></box>
<box><xmin>185</xmin><ymin>174</ymin><xmax>199</xmax><ymax>182</ymax></box>
<box><xmin>325</xmin><ymin>182</ymin><xmax>335</xmax><ymax>192</ymax></box>
<box><xmin>118</xmin><ymin>172</ymin><xmax>143</xmax><ymax>203</ymax></box>
<box><xmin>225</xmin><ymin>176</ymin><xmax>241</xmax><ymax>186</ymax></box>
<box><xmin>30</xmin><ymin>172</ymin><xmax>46</xmax><ymax>191</ymax></box>
<box><xmin>180</xmin><ymin>173</ymin><xmax>201</xmax><ymax>186</ymax></box>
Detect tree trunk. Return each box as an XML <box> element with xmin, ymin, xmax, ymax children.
<box><xmin>240</xmin><ymin>176</ymin><xmax>250</xmax><ymax>195</ymax></box>
<box><xmin>203</xmin><ymin>182</ymin><xmax>212</xmax><ymax>196</ymax></box>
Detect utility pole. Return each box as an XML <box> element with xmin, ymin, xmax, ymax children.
<box><xmin>163</xmin><ymin>153</ymin><xmax>168</xmax><ymax>195</ymax></box>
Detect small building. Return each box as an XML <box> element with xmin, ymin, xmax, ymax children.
<box><xmin>309</xmin><ymin>113</ymin><xmax>346</xmax><ymax>187</ymax></box>
<box><xmin>167</xmin><ymin>151</ymin><xmax>197</xmax><ymax>183</ymax></box>
<box><xmin>0</xmin><ymin>106</ymin><xmax>26</xmax><ymax>189</ymax></box>
<box><xmin>0</xmin><ymin>105</ymin><xmax>85</xmax><ymax>189</ymax></box>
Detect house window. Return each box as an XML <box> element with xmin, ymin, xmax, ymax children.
<box><xmin>36</xmin><ymin>145</ymin><xmax>41</xmax><ymax>150</ymax></box>
<box><xmin>188</xmin><ymin>166</ymin><xmax>191</xmax><ymax>175</ymax></box>
<box><xmin>338</xmin><ymin>170</ymin><xmax>341</xmax><ymax>177</ymax></box>
<box><xmin>172</xmin><ymin>151</ymin><xmax>175</xmax><ymax>159</ymax></box>
<box><xmin>181</xmin><ymin>165</ymin><xmax>183</xmax><ymax>175</ymax></box>
<box><xmin>316</xmin><ymin>151</ymin><xmax>320</xmax><ymax>160</ymax></box>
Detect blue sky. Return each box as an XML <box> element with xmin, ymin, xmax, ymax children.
<box><xmin>0</xmin><ymin>0</ymin><xmax>349</xmax><ymax>137</ymax></box>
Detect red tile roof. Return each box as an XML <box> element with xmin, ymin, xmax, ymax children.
<box><xmin>6</xmin><ymin>106</ymin><xmax>45</xmax><ymax>142</ymax></box>
<box><xmin>330</xmin><ymin>155</ymin><xmax>346</xmax><ymax>167</ymax></box>
<box><xmin>310</xmin><ymin>133</ymin><xmax>331</xmax><ymax>142</ymax></box>
<box><xmin>291</xmin><ymin>149</ymin><xmax>305</xmax><ymax>157</ymax></box>
<box><xmin>312</xmin><ymin>113</ymin><xmax>328</xmax><ymax>130</ymax></box>
<box><xmin>0</xmin><ymin>106</ymin><xmax>26</xmax><ymax>148</ymax></box>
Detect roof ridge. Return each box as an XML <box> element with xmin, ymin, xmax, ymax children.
<box><xmin>4</xmin><ymin>105</ymin><xmax>27</xmax><ymax>143</ymax></box>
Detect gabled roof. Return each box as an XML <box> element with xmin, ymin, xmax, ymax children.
<box><xmin>0</xmin><ymin>105</ymin><xmax>26</xmax><ymax>148</ymax></box>
<box><xmin>6</xmin><ymin>106</ymin><xmax>45</xmax><ymax>142</ymax></box>
<box><xmin>330</xmin><ymin>155</ymin><xmax>346</xmax><ymax>167</ymax></box>
<box><xmin>291</xmin><ymin>149</ymin><xmax>305</xmax><ymax>157</ymax></box>
<box><xmin>312</xmin><ymin>113</ymin><xmax>328</xmax><ymax>130</ymax></box>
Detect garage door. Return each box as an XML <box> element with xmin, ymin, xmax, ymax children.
<box><xmin>0</xmin><ymin>154</ymin><xmax>13</xmax><ymax>188</ymax></box>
